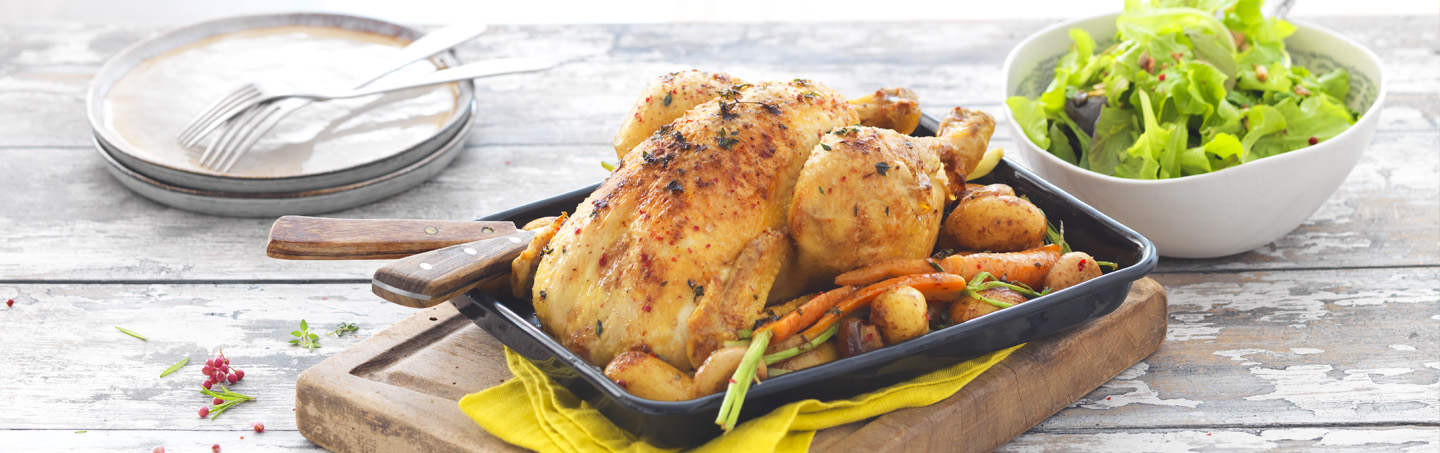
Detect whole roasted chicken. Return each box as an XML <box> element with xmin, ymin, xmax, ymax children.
<box><xmin>517</xmin><ymin>71</ymin><xmax>995</xmax><ymax>398</ymax></box>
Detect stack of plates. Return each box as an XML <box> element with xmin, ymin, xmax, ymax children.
<box><xmin>86</xmin><ymin>13</ymin><xmax>477</xmax><ymax>217</ymax></box>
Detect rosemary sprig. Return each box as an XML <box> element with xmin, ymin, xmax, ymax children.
<box><xmin>115</xmin><ymin>326</ymin><xmax>147</xmax><ymax>341</ymax></box>
<box><xmin>160</xmin><ymin>357</ymin><xmax>189</xmax><ymax>377</ymax></box>
<box><xmin>201</xmin><ymin>385</ymin><xmax>255</xmax><ymax>420</ymax></box>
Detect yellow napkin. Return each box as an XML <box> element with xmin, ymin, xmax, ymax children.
<box><xmin>459</xmin><ymin>344</ymin><xmax>1022</xmax><ymax>453</ymax></box>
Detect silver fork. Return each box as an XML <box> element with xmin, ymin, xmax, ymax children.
<box><xmin>200</xmin><ymin>57</ymin><xmax>556</xmax><ymax>172</ymax></box>
<box><xmin>176</xmin><ymin>22</ymin><xmax>489</xmax><ymax>150</ymax></box>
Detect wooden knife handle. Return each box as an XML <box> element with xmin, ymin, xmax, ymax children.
<box><xmin>371</xmin><ymin>229</ymin><xmax>537</xmax><ymax>308</ymax></box>
<box><xmin>266</xmin><ymin>216</ymin><xmax>517</xmax><ymax>260</ymax></box>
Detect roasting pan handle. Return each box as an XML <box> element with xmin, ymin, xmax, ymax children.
<box><xmin>371</xmin><ymin>228</ymin><xmax>536</xmax><ymax>308</ymax></box>
<box><xmin>266</xmin><ymin>216</ymin><xmax>518</xmax><ymax>260</ymax></box>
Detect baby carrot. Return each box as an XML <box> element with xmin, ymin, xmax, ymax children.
<box><xmin>939</xmin><ymin>243</ymin><xmax>1060</xmax><ymax>289</ymax></box>
<box><xmin>797</xmin><ymin>273</ymin><xmax>968</xmax><ymax>342</ymax></box>
<box><xmin>756</xmin><ymin>285</ymin><xmax>858</xmax><ymax>343</ymax></box>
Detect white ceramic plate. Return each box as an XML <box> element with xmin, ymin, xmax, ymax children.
<box><xmin>86</xmin><ymin>13</ymin><xmax>475</xmax><ymax>194</ymax></box>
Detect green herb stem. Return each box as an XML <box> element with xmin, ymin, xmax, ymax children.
<box><xmin>115</xmin><ymin>326</ymin><xmax>147</xmax><ymax>341</ymax></box>
<box><xmin>715</xmin><ymin>329</ymin><xmax>771</xmax><ymax>431</ymax></box>
<box><xmin>160</xmin><ymin>356</ymin><xmax>189</xmax><ymax>377</ymax></box>
<box><xmin>763</xmin><ymin>324</ymin><xmax>838</xmax><ymax>365</ymax></box>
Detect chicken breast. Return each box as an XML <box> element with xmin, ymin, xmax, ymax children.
<box><xmin>534</xmin><ymin>79</ymin><xmax>859</xmax><ymax>371</ymax></box>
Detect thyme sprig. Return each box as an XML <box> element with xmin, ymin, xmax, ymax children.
<box><xmin>290</xmin><ymin>320</ymin><xmax>320</xmax><ymax>351</ymax></box>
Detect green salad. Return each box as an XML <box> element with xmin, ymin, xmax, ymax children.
<box><xmin>1007</xmin><ymin>0</ymin><xmax>1357</xmax><ymax>179</ymax></box>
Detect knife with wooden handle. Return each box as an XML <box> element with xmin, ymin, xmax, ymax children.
<box><xmin>266</xmin><ymin>216</ymin><xmax>518</xmax><ymax>260</ymax></box>
<box><xmin>370</xmin><ymin>228</ymin><xmax>536</xmax><ymax>308</ymax></box>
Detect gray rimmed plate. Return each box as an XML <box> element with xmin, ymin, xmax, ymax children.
<box><xmin>92</xmin><ymin>101</ymin><xmax>473</xmax><ymax>217</ymax></box>
<box><xmin>86</xmin><ymin>13</ymin><xmax>475</xmax><ymax>194</ymax></box>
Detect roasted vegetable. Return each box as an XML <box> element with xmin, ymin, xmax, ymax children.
<box><xmin>869</xmin><ymin>285</ymin><xmax>929</xmax><ymax>344</ymax></box>
<box><xmin>947</xmin><ymin>287</ymin><xmax>1027</xmax><ymax>323</ymax></box>
<box><xmin>692</xmin><ymin>346</ymin><xmax>767</xmax><ymax>398</ymax></box>
<box><xmin>604</xmin><ymin>351</ymin><xmax>693</xmax><ymax>401</ymax></box>
<box><xmin>837</xmin><ymin>318</ymin><xmax>884</xmax><ymax>358</ymax></box>
<box><xmin>1044</xmin><ymin>252</ymin><xmax>1103</xmax><ymax>291</ymax></box>
<box><xmin>943</xmin><ymin>184</ymin><xmax>1047</xmax><ymax>252</ymax></box>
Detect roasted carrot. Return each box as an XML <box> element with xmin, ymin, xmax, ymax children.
<box><xmin>755</xmin><ymin>285</ymin><xmax>859</xmax><ymax>344</ymax></box>
<box><xmin>834</xmin><ymin>259</ymin><xmax>938</xmax><ymax>286</ymax></box>
<box><xmin>797</xmin><ymin>273</ymin><xmax>968</xmax><ymax>342</ymax></box>
<box><xmin>938</xmin><ymin>243</ymin><xmax>1060</xmax><ymax>289</ymax></box>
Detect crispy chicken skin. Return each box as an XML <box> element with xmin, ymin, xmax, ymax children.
<box><xmin>534</xmin><ymin>79</ymin><xmax>858</xmax><ymax>371</ymax></box>
<box><xmin>935</xmin><ymin>107</ymin><xmax>996</xmax><ymax>195</ymax></box>
<box><xmin>848</xmin><ymin>87</ymin><xmax>922</xmax><ymax>135</ymax></box>
<box><xmin>785</xmin><ymin>107</ymin><xmax>996</xmax><ymax>288</ymax></box>
<box><xmin>612</xmin><ymin>70</ymin><xmax>747</xmax><ymax>159</ymax></box>
<box><xmin>786</xmin><ymin>127</ymin><xmax>951</xmax><ymax>288</ymax></box>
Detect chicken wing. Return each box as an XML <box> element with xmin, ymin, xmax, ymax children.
<box><xmin>612</xmin><ymin>70</ymin><xmax>746</xmax><ymax>159</ymax></box>
<box><xmin>534</xmin><ymin>79</ymin><xmax>858</xmax><ymax>371</ymax></box>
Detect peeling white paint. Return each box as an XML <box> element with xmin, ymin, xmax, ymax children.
<box><xmin>1390</xmin><ymin>344</ymin><xmax>1418</xmax><ymax>351</ymax></box>
<box><xmin>1073</xmin><ymin>363</ymin><xmax>1202</xmax><ymax>410</ymax></box>
<box><xmin>1246</xmin><ymin>364</ymin><xmax>1440</xmax><ymax>419</ymax></box>
<box><xmin>1214</xmin><ymin>349</ymin><xmax>1272</xmax><ymax>366</ymax></box>
<box><xmin>1424</xmin><ymin>362</ymin><xmax>1439</xmax><ymax>370</ymax></box>
<box><xmin>1290</xmin><ymin>348</ymin><xmax>1325</xmax><ymax>355</ymax></box>
<box><xmin>1167</xmin><ymin>313</ymin><xmax>1220</xmax><ymax>342</ymax></box>
<box><xmin>1004</xmin><ymin>427</ymin><xmax>1440</xmax><ymax>452</ymax></box>
<box><xmin>1169</xmin><ymin>278</ymin><xmax>1437</xmax><ymax>330</ymax></box>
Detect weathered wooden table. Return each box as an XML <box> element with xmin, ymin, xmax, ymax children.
<box><xmin>1</xmin><ymin>17</ymin><xmax>1436</xmax><ymax>452</ymax></box>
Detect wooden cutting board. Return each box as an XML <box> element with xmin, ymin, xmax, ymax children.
<box><xmin>296</xmin><ymin>277</ymin><xmax>1166</xmax><ymax>452</ymax></box>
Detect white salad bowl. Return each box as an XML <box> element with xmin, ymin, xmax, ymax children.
<box><xmin>1002</xmin><ymin>13</ymin><xmax>1385</xmax><ymax>259</ymax></box>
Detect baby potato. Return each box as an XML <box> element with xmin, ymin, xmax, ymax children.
<box><xmin>604</xmin><ymin>351</ymin><xmax>694</xmax><ymax>401</ymax></box>
<box><xmin>691</xmin><ymin>346</ymin><xmax>768</xmax><ymax>398</ymax></box>
<box><xmin>1044</xmin><ymin>252</ymin><xmax>1103</xmax><ymax>291</ymax></box>
<box><xmin>961</xmin><ymin>183</ymin><xmax>1015</xmax><ymax>201</ymax></box>
<box><xmin>943</xmin><ymin>186</ymin><xmax>1046</xmax><ymax>252</ymax></box>
<box><xmin>771</xmin><ymin>342</ymin><xmax>840</xmax><ymax>372</ymax></box>
<box><xmin>947</xmin><ymin>287</ymin><xmax>1027</xmax><ymax>323</ymax></box>
<box><xmin>869</xmin><ymin>285</ymin><xmax>930</xmax><ymax>344</ymax></box>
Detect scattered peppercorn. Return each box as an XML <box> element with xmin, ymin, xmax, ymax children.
<box><xmin>251</xmin><ymin>422</ymin><xmax>265</xmax><ymax>433</ymax></box>
<box><xmin>1308</xmin><ymin>136</ymin><xmax>1319</xmax><ymax>145</ymax></box>
<box><xmin>5</xmin><ymin>299</ymin><xmax>12</xmax><ymax>307</ymax></box>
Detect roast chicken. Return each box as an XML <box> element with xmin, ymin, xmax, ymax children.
<box><xmin>521</xmin><ymin>72</ymin><xmax>995</xmax><ymax>390</ymax></box>
<box><xmin>532</xmin><ymin>79</ymin><xmax>857</xmax><ymax>371</ymax></box>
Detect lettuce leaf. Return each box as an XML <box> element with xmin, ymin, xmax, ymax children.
<box><xmin>1203</xmin><ymin>132</ymin><xmax>1244</xmax><ymax>172</ymax></box>
<box><xmin>1007</xmin><ymin>96</ymin><xmax>1051</xmax><ymax>149</ymax></box>
<box><xmin>1250</xmin><ymin>95</ymin><xmax>1355</xmax><ymax>158</ymax></box>
<box><xmin>1317</xmin><ymin>68</ymin><xmax>1350</xmax><ymax>100</ymax></box>
<box><xmin>1239</xmin><ymin>104</ymin><xmax>1287</xmax><ymax>162</ymax></box>
<box><xmin>1048</xmin><ymin>122</ymin><xmax>1079</xmax><ymax>165</ymax></box>
<box><xmin>1089</xmin><ymin>105</ymin><xmax>1139</xmax><ymax>175</ymax></box>
<box><xmin>1115</xmin><ymin>91</ymin><xmax>1188</xmax><ymax>179</ymax></box>
<box><xmin>1160</xmin><ymin>60</ymin><xmax>1229</xmax><ymax>119</ymax></box>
